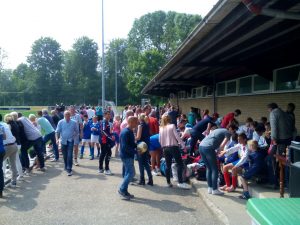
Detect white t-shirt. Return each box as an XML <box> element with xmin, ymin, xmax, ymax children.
<box><xmin>87</xmin><ymin>109</ymin><xmax>95</xmax><ymax>119</ymax></box>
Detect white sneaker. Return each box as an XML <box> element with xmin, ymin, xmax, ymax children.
<box><xmin>74</xmin><ymin>159</ymin><xmax>79</xmax><ymax>166</ymax></box>
<box><xmin>212</xmin><ymin>189</ymin><xmax>224</xmax><ymax>195</ymax></box>
<box><xmin>172</xmin><ymin>177</ymin><xmax>178</xmax><ymax>182</ymax></box>
<box><xmin>17</xmin><ymin>175</ymin><xmax>24</xmax><ymax>181</ymax></box>
<box><xmin>105</xmin><ymin>170</ymin><xmax>112</xmax><ymax>175</ymax></box>
<box><xmin>208</xmin><ymin>187</ymin><xmax>213</xmax><ymax>194</ymax></box>
<box><xmin>177</xmin><ymin>183</ymin><xmax>191</xmax><ymax>190</ymax></box>
<box><xmin>151</xmin><ymin>171</ymin><xmax>158</xmax><ymax>176</ymax></box>
<box><xmin>6</xmin><ymin>182</ymin><xmax>17</xmax><ymax>188</ymax></box>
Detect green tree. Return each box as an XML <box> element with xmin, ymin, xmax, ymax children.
<box><xmin>63</xmin><ymin>36</ymin><xmax>99</xmax><ymax>104</ymax></box>
<box><xmin>125</xmin><ymin>11</ymin><xmax>201</xmax><ymax>98</ymax></box>
<box><xmin>27</xmin><ymin>37</ymin><xmax>63</xmax><ymax>105</ymax></box>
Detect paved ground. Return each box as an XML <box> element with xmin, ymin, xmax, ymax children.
<box><xmin>0</xmin><ymin>155</ymin><xmax>221</xmax><ymax>225</ymax></box>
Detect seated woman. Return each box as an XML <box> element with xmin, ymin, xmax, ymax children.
<box><xmin>219</xmin><ymin>133</ymin><xmax>249</xmax><ymax>192</ymax></box>
<box><xmin>239</xmin><ymin>140</ymin><xmax>265</xmax><ymax>200</ymax></box>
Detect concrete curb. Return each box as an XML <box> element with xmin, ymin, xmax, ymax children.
<box><xmin>4</xmin><ymin>153</ymin><xmax>53</xmax><ymax>185</ymax></box>
<box><xmin>190</xmin><ymin>178</ymin><xmax>230</xmax><ymax>225</ymax></box>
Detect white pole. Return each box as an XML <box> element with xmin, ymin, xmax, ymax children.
<box><xmin>115</xmin><ymin>50</ymin><xmax>118</xmax><ymax>107</ymax></box>
<box><xmin>101</xmin><ymin>0</ymin><xmax>105</xmax><ymax>108</ymax></box>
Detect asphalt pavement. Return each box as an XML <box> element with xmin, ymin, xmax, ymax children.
<box><xmin>0</xmin><ymin>154</ymin><xmax>221</xmax><ymax>225</ymax></box>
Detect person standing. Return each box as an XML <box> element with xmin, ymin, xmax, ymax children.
<box><xmin>99</xmin><ymin>111</ymin><xmax>114</xmax><ymax>175</ymax></box>
<box><xmin>55</xmin><ymin>111</ymin><xmax>79</xmax><ymax>176</ymax></box>
<box><xmin>0</xmin><ymin>123</ymin><xmax>6</xmax><ymax>198</ymax></box>
<box><xmin>80</xmin><ymin>115</ymin><xmax>92</xmax><ymax>159</ymax></box>
<box><xmin>199</xmin><ymin>125</ymin><xmax>237</xmax><ymax>195</ymax></box>
<box><xmin>42</xmin><ymin>109</ymin><xmax>56</xmax><ymax>129</ymax></box>
<box><xmin>51</xmin><ymin>110</ymin><xmax>60</xmax><ymax>128</ymax></box>
<box><xmin>118</xmin><ymin>116</ymin><xmax>138</xmax><ymax>200</ymax></box>
<box><xmin>90</xmin><ymin>116</ymin><xmax>101</xmax><ymax>160</ymax></box>
<box><xmin>136</xmin><ymin>114</ymin><xmax>153</xmax><ymax>186</ymax></box>
<box><xmin>159</xmin><ymin>114</ymin><xmax>190</xmax><ymax>189</ymax></box>
<box><xmin>69</xmin><ymin>106</ymin><xmax>83</xmax><ymax>166</ymax></box>
<box><xmin>0</xmin><ymin>114</ymin><xmax>18</xmax><ymax>188</ymax></box>
<box><xmin>37</xmin><ymin>111</ymin><xmax>59</xmax><ymax>162</ymax></box>
<box><xmin>168</xmin><ymin>106</ymin><xmax>178</xmax><ymax>127</ymax></box>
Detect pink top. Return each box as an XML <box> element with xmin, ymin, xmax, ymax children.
<box><xmin>120</xmin><ymin>119</ymin><xmax>128</xmax><ymax>131</ymax></box>
<box><xmin>113</xmin><ymin>121</ymin><xmax>121</xmax><ymax>135</ymax></box>
<box><xmin>159</xmin><ymin>124</ymin><xmax>184</xmax><ymax>148</ymax></box>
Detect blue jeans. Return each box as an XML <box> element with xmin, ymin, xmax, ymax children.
<box><xmin>44</xmin><ymin>132</ymin><xmax>59</xmax><ymax>160</ymax></box>
<box><xmin>61</xmin><ymin>141</ymin><xmax>74</xmax><ymax>173</ymax></box>
<box><xmin>120</xmin><ymin>157</ymin><xmax>134</xmax><ymax>193</ymax></box>
<box><xmin>199</xmin><ymin>146</ymin><xmax>218</xmax><ymax>190</ymax></box>
<box><xmin>137</xmin><ymin>152</ymin><xmax>152</xmax><ymax>181</ymax></box>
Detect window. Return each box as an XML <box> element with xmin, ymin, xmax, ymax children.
<box><xmin>298</xmin><ymin>73</ymin><xmax>300</xmax><ymax>88</ymax></box>
<box><xmin>217</xmin><ymin>82</ymin><xmax>225</xmax><ymax>96</ymax></box>
<box><xmin>239</xmin><ymin>77</ymin><xmax>252</xmax><ymax>94</ymax></box>
<box><xmin>196</xmin><ymin>88</ymin><xmax>202</xmax><ymax>97</ymax></box>
<box><xmin>178</xmin><ymin>91</ymin><xmax>186</xmax><ymax>99</ymax></box>
<box><xmin>191</xmin><ymin>88</ymin><xmax>197</xmax><ymax>98</ymax></box>
<box><xmin>202</xmin><ymin>86</ymin><xmax>207</xmax><ymax>97</ymax></box>
<box><xmin>275</xmin><ymin>64</ymin><xmax>300</xmax><ymax>91</ymax></box>
<box><xmin>226</xmin><ymin>80</ymin><xmax>237</xmax><ymax>95</ymax></box>
<box><xmin>253</xmin><ymin>75</ymin><xmax>270</xmax><ymax>92</ymax></box>
<box><xmin>207</xmin><ymin>86</ymin><xmax>213</xmax><ymax>96</ymax></box>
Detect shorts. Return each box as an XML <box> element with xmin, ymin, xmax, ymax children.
<box><xmin>74</xmin><ymin>135</ymin><xmax>80</xmax><ymax>145</ymax></box>
<box><xmin>113</xmin><ymin>133</ymin><xmax>120</xmax><ymax>144</ymax></box>
<box><xmin>242</xmin><ymin>166</ymin><xmax>262</xmax><ymax>180</ymax></box>
<box><xmin>82</xmin><ymin>139</ymin><xmax>91</xmax><ymax>143</ymax></box>
<box><xmin>91</xmin><ymin>134</ymin><xmax>100</xmax><ymax>143</ymax></box>
<box><xmin>232</xmin><ymin>160</ymin><xmax>249</xmax><ymax>169</ymax></box>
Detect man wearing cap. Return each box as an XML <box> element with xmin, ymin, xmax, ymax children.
<box><xmin>189</xmin><ymin>113</ymin><xmax>219</xmax><ymax>155</ymax></box>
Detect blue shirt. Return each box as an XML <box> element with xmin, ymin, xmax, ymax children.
<box><xmin>149</xmin><ymin>134</ymin><xmax>161</xmax><ymax>151</ymax></box>
<box><xmin>56</xmin><ymin>119</ymin><xmax>79</xmax><ymax>145</ymax></box>
<box><xmin>91</xmin><ymin>122</ymin><xmax>101</xmax><ymax>136</ymax></box>
<box><xmin>193</xmin><ymin>116</ymin><xmax>213</xmax><ymax>134</ymax></box>
<box><xmin>139</xmin><ymin>122</ymin><xmax>150</xmax><ymax>147</ymax></box>
<box><xmin>168</xmin><ymin>110</ymin><xmax>178</xmax><ymax>127</ymax></box>
<box><xmin>0</xmin><ymin>125</ymin><xmax>5</xmax><ymax>153</ymax></box>
<box><xmin>82</xmin><ymin>121</ymin><xmax>92</xmax><ymax>139</ymax></box>
<box><xmin>120</xmin><ymin>127</ymin><xmax>137</xmax><ymax>159</ymax></box>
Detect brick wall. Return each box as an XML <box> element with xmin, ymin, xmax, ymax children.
<box><xmin>172</xmin><ymin>92</ymin><xmax>300</xmax><ymax>132</ymax></box>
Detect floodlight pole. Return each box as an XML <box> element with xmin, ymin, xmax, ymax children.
<box><xmin>101</xmin><ymin>0</ymin><xmax>105</xmax><ymax>108</ymax></box>
<box><xmin>115</xmin><ymin>50</ymin><xmax>118</xmax><ymax>107</ymax></box>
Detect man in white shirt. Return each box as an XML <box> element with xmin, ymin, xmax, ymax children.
<box><xmin>70</xmin><ymin>106</ymin><xmax>83</xmax><ymax>166</ymax></box>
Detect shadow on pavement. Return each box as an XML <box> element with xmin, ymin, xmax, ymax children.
<box><xmin>130</xmin><ymin>197</ymin><xmax>196</xmax><ymax>213</ymax></box>
<box><xmin>0</xmin><ymin>163</ymin><xmax>62</xmax><ymax>212</ymax></box>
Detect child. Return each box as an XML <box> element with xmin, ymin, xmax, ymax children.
<box><xmin>219</xmin><ymin>133</ymin><xmax>249</xmax><ymax>192</ymax></box>
<box><xmin>90</xmin><ymin>116</ymin><xmax>101</xmax><ymax>160</ymax></box>
<box><xmin>239</xmin><ymin>140</ymin><xmax>264</xmax><ymax>199</ymax></box>
<box><xmin>237</xmin><ymin>117</ymin><xmax>254</xmax><ymax>140</ymax></box>
<box><xmin>80</xmin><ymin>115</ymin><xmax>92</xmax><ymax>159</ymax></box>
<box><xmin>252</xmin><ymin>123</ymin><xmax>268</xmax><ymax>154</ymax></box>
<box><xmin>218</xmin><ymin>132</ymin><xmax>239</xmax><ymax>165</ymax></box>
<box><xmin>113</xmin><ymin>115</ymin><xmax>121</xmax><ymax>157</ymax></box>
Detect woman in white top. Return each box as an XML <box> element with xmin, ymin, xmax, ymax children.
<box><xmin>159</xmin><ymin>115</ymin><xmax>190</xmax><ymax>189</ymax></box>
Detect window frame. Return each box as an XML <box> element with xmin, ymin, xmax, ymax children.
<box><xmin>226</xmin><ymin>79</ymin><xmax>238</xmax><ymax>96</ymax></box>
<box><xmin>238</xmin><ymin>76</ymin><xmax>253</xmax><ymax>95</ymax></box>
<box><xmin>253</xmin><ymin>75</ymin><xmax>271</xmax><ymax>93</ymax></box>
<box><xmin>273</xmin><ymin>64</ymin><xmax>300</xmax><ymax>92</ymax></box>
<box><xmin>217</xmin><ymin>82</ymin><xmax>226</xmax><ymax>96</ymax></box>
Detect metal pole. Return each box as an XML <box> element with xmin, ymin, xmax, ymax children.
<box><xmin>101</xmin><ymin>0</ymin><xmax>105</xmax><ymax>108</ymax></box>
<box><xmin>115</xmin><ymin>50</ymin><xmax>118</xmax><ymax>107</ymax></box>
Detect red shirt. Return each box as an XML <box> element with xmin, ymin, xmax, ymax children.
<box><xmin>148</xmin><ymin>117</ymin><xmax>159</xmax><ymax>135</ymax></box>
<box><xmin>221</xmin><ymin>112</ymin><xmax>234</xmax><ymax>128</ymax></box>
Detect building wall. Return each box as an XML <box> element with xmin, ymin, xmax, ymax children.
<box><xmin>172</xmin><ymin>92</ymin><xmax>300</xmax><ymax>131</ymax></box>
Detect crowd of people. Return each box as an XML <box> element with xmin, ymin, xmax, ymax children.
<box><xmin>0</xmin><ymin>101</ymin><xmax>297</xmax><ymax>202</ymax></box>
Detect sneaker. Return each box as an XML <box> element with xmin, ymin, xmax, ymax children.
<box><xmin>17</xmin><ymin>175</ymin><xmax>24</xmax><ymax>181</ymax></box>
<box><xmin>37</xmin><ymin>168</ymin><xmax>46</xmax><ymax>172</ymax></box>
<box><xmin>126</xmin><ymin>192</ymin><xmax>135</xmax><ymax>199</ymax></box>
<box><xmin>79</xmin><ymin>154</ymin><xmax>83</xmax><ymax>159</ymax></box>
<box><xmin>208</xmin><ymin>187</ymin><xmax>213</xmax><ymax>194</ymax></box>
<box><xmin>98</xmin><ymin>169</ymin><xmax>104</xmax><ymax>174</ymax></box>
<box><xmin>118</xmin><ymin>190</ymin><xmax>130</xmax><ymax>200</ymax></box>
<box><xmin>239</xmin><ymin>191</ymin><xmax>251</xmax><ymax>200</ymax></box>
<box><xmin>172</xmin><ymin>177</ymin><xmax>178</xmax><ymax>182</ymax></box>
<box><xmin>7</xmin><ymin>181</ymin><xmax>17</xmax><ymax>188</ymax></box>
<box><xmin>89</xmin><ymin>156</ymin><xmax>94</xmax><ymax>160</ymax></box>
<box><xmin>226</xmin><ymin>186</ymin><xmax>236</xmax><ymax>192</ymax></box>
<box><xmin>212</xmin><ymin>189</ymin><xmax>224</xmax><ymax>195</ymax></box>
<box><xmin>167</xmin><ymin>182</ymin><xmax>173</xmax><ymax>188</ymax></box>
<box><xmin>104</xmin><ymin>170</ymin><xmax>112</xmax><ymax>175</ymax></box>
<box><xmin>67</xmin><ymin>171</ymin><xmax>73</xmax><ymax>176</ymax></box>
<box><xmin>50</xmin><ymin>158</ymin><xmax>58</xmax><ymax>162</ymax></box>
<box><xmin>220</xmin><ymin>185</ymin><xmax>228</xmax><ymax>191</ymax></box>
<box><xmin>24</xmin><ymin>168</ymin><xmax>31</xmax><ymax>176</ymax></box>
<box><xmin>177</xmin><ymin>183</ymin><xmax>191</xmax><ymax>190</ymax></box>
<box><xmin>74</xmin><ymin>159</ymin><xmax>79</xmax><ymax>166</ymax></box>
<box><xmin>151</xmin><ymin>171</ymin><xmax>158</xmax><ymax>176</ymax></box>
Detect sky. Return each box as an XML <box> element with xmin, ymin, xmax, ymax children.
<box><xmin>0</xmin><ymin>0</ymin><xmax>218</xmax><ymax>69</ymax></box>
